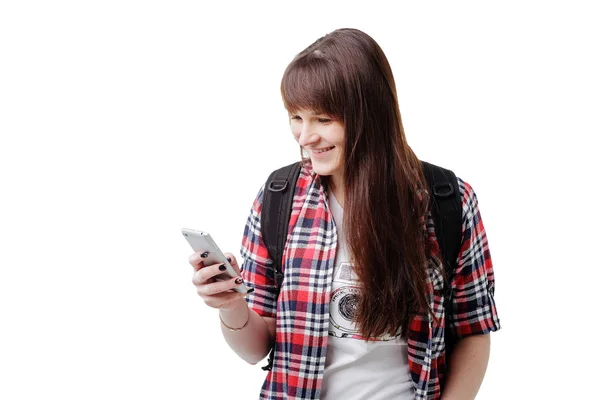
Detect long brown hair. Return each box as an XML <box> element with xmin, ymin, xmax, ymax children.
<box><xmin>281</xmin><ymin>28</ymin><xmax>435</xmax><ymax>340</ymax></box>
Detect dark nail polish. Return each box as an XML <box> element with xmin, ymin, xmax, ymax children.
<box><xmin>219</xmin><ymin>264</ymin><xmax>227</xmax><ymax>271</ymax></box>
<box><xmin>235</xmin><ymin>277</ymin><xmax>243</xmax><ymax>285</ymax></box>
<box><xmin>226</xmin><ymin>257</ymin><xmax>232</xmax><ymax>262</ymax></box>
<box><xmin>200</xmin><ymin>251</ymin><xmax>209</xmax><ymax>258</ymax></box>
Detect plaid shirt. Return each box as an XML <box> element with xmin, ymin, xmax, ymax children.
<box><xmin>240</xmin><ymin>161</ymin><xmax>501</xmax><ymax>400</ymax></box>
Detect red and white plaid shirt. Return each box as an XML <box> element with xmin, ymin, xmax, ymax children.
<box><xmin>240</xmin><ymin>161</ymin><xmax>501</xmax><ymax>399</ymax></box>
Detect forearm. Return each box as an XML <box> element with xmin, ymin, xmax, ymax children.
<box><xmin>441</xmin><ymin>334</ymin><xmax>491</xmax><ymax>400</ymax></box>
<box><xmin>219</xmin><ymin>299</ymin><xmax>273</xmax><ymax>364</ymax></box>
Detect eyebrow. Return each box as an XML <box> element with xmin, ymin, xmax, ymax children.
<box><xmin>290</xmin><ymin>111</ymin><xmax>326</xmax><ymax>116</ymax></box>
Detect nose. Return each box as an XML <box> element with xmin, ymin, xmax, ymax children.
<box><xmin>296</xmin><ymin>123</ymin><xmax>319</xmax><ymax>147</ymax></box>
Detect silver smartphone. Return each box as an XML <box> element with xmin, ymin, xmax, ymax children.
<box><xmin>182</xmin><ymin>228</ymin><xmax>253</xmax><ymax>294</ymax></box>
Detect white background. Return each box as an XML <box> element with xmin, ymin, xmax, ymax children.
<box><xmin>1</xmin><ymin>1</ymin><xmax>598</xmax><ymax>399</ymax></box>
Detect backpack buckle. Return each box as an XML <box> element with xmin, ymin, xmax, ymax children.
<box><xmin>433</xmin><ymin>183</ymin><xmax>454</xmax><ymax>197</ymax></box>
<box><xmin>268</xmin><ymin>180</ymin><xmax>288</xmax><ymax>192</ymax></box>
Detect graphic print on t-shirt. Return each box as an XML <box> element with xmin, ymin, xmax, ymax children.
<box><xmin>328</xmin><ymin>262</ymin><xmax>399</xmax><ymax>341</ymax></box>
<box><xmin>329</xmin><ymin>262</ymin><xmax>360</xmax><ymax>337</ymax></box>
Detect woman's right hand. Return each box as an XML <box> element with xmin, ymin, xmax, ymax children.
<box><xmin>189</xmin><ymin>251</ymin><xmax>249</xmax><ymax>310</ymax></box>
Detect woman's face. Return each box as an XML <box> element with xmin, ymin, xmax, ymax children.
<box><xmin>289</xmin><ymin>109</ymin><xmax>345</xmax><ymax>180</ymax></box>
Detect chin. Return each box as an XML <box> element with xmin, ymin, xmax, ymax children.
<box><xmin>312</xmin><ymin>167</ymin><xmax>333</xmax><ymax>177</ymax></box>
<box><xmin>310</xmin><ymin>161</ymin><xmax>339</xmax><ymax>177</ymax></box>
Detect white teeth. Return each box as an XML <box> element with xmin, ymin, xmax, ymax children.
<box><xmin>314</xmin><ymin>146</ymin><xmax>334</xmax><ymax>153</ymax></box>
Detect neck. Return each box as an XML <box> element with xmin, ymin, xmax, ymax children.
<box><xmin>329</xmin><ymin>174</ymin><xmax>345</xmax><ymax>208</ymax></box>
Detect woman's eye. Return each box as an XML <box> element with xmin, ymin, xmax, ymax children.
<box><xmin>290</xmin><ymin>115</ymin><xmax>331</xmax><ymax>123</ymax></box>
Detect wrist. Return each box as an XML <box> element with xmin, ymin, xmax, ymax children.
<box><xmin>219</xmin><ymin>300</ymin><xmax>250</xmax><ymax>331</ymax></box>
<box><xmin>219</xmin><ymin>298</ymin><xmax>248</xmax><ymax>313</ymax></box>
<box><xmin>220</xmin><ymin>309</ymin><xmax>250</xmax><ymax>331</ymax></box>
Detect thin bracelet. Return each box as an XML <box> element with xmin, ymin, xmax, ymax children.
<box><xmin>219</xmin><ymin>309</ymin><xmax>250</xmax><ymax>331</ymax></box>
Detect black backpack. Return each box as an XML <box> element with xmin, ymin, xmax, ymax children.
<box><xmin>259</xmin><ymin>160</ymin><xmax>462</xmax><ymax>372</ymax></box>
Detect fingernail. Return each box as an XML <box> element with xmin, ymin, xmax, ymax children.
<box><xmin>226</xmin><ymin>257</ymin><xmax>232</xmax><ymax>262</ymax></box>
<box><xmin>235</xmin><ymin>277</ymin><xmax>243</xmax><ymax>285</ymax></box>
<box><xmin>219</xmin><ymin>264</ymin><xmax>227</xmax><ymax>271</ymax></box>
<box><xmin>201</xmin><ymin>251</ymin><xmax>209</xmax><ymax>258</ymax></box>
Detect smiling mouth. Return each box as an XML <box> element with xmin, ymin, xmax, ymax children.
<box><xmin>313</xmin><ymin>146</ymin><xmax>335</xmax><ymax>154</ymax></box>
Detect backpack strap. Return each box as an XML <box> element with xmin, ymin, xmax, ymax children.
<box><xmin>420</xmin><ymin>161</ymin><xmax>462</xmax><ymax>356</ymax></box>
<box><xmin>421</xmin><ymin>161</ymin><xmax>462</xmax><ymax>284</ymax></box>
<box><xmin>261</xmin><ymin>161</ymin><xmax>302</xmax><ymax>288</ymax></box>
<box><xmin>260</xmin><ymin>161</ymin><xmax>302</xmax><ymax>371</ymax></box>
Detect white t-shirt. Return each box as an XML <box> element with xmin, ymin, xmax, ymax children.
<box><xmin>321</xmin><ymin>189</ymin><xmax>415</xmax><ymax>400</ymax></box>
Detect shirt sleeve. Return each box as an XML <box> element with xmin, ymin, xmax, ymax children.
<box><xmin>448</xmin><ymin>177</ymin><xmax>502</xmax><ymax>338</ymax></box>
<box><xmin>239</xmin><ymin>183</ymin><xmax>278</xmax><ymax>318</ymax></box>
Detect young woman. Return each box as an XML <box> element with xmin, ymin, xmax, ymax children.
<box><xmin>189</xmin><ymin>28</ymin><xmax>501</xmax><ymax>400</ymax></box>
